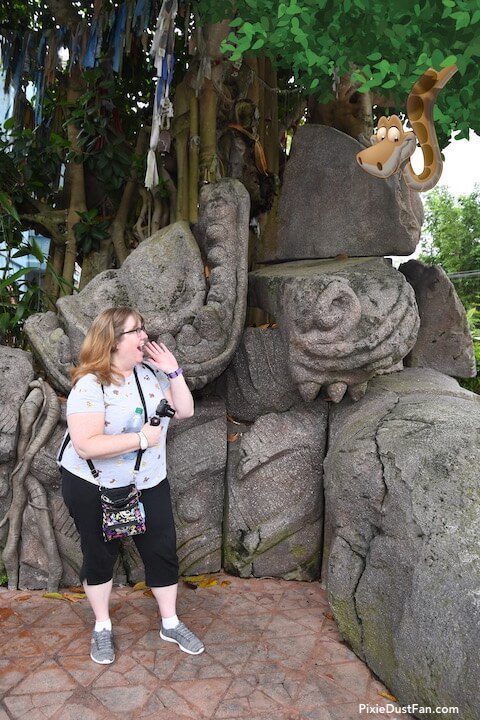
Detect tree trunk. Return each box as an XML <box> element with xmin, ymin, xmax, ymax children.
<box><xmin>109</xmin><ymin>128</ymin><xmax>149</xmax><ymax>265</ymax></box>
<box><xmin>189</xmin><ymin>93</ymin><xmax>199</xmax><ymax>223</ymax></box>
<box><xmin>173</xmin><ymin>80</ymin><xmax>191</xmax><ymax>221</ymax></box>
<box><xmin>199</xmin><ymin>78</ymin><xmax>219</xmax><ymax>184</ymax></box>
<box><xmin>245</xmin><ymin>56</ymin><xmax>260</xmax><ymax>105</ymax></box>
<box><xmin>307</xmin><ymin>74</ymin><xmax>373</xmax><ymax>140</ymax></box>
<box><xmin>198</xmin><ymin>20</ymin><xmax>231</xmax><ymax>184</ymax></box>
<box><xmin>61</xmin><ymin>69</ymin><xmax>87</xmax><ymax>295</ymax></box>
<box><xmin>264</xmin><ymin>59</ymin><xmax>279</xmax><ymax>175</ymax></box>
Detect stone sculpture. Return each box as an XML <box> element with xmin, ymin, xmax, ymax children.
<box><xmin>24</xmin><ymin>179</ymin><xmax>250</xmax><ymax>394</ymax></box>
<box><xmin>248</xmin><ymin>257</ymin><xmax>420</xmax><ymax>402</ymax></box>
<box><xmin>224</xmin><ymin>401</ymin><xmax>328</xmax><ymax>581</ymax></box>
<box><xmin>1</xmin><ymin>116</ymin><xmax>478</xmax><ymax>719</ymax></box>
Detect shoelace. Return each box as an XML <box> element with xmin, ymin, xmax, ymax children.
<box><xmin>95</xmin><ymin>630</ymin><xmax>113</xmax><ymax>651</ymax></box>
<box><xmin>175</xmin><ymin>622</ymin><xmax>200</xmax><ymax>644</ymax></box>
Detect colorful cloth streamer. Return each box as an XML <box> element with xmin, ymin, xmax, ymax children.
<box><xmin>112</xmin><ymin>1</ymin><xmax>128</xmax><ymax>73</ymax></box>
<box><xmin>145</xmin><ymin>0</ymin><xmax>178</xmax><ymax>189</ymax></box>
<box><xmin>82</xmin><ymin>19</ymin><xmax>100</xmax><ymax>69</ymax></box>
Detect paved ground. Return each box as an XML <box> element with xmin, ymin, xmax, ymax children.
<box><xmin>0</xmin><ymin>573</ymin><xmax>411</xmax><ymax>720</ymax></box>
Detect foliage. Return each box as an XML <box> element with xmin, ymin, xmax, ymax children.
<box><xmin>418</xmin><ymin>186</ymin><xmax>480</xmax><ymax>306</ymax></box>
<box><xmin>0</xmin><ymin>120</ymin><xmax>68</xmax><ymax>206</ymax></box>
<box><xmin>0</xmin><ymin>194</ymin><xmax>43</xmax><ymax>345</ymax></box>
<box><xmin>0</xmin><ymin>190</ymin><xmax>72</xmax><ymax>345</ymax></box>
<box><xmin>196</xmin><ymin>0</ymin><xmax>480</xmax><ymax>147</ymax></box>
<box><xmin>419</xmin><ymin>186</ymin><xmax>480</xmax><ymax>392</ymax></box>
<box><xmin>73</xmin><ymin>208</ymin><xmax>110</xmax><ymax>256</ymax></box>
<box><xmin>65</xmin><ymin>70</ymin><xmax>139</xmax><ymax>196</ymax></box>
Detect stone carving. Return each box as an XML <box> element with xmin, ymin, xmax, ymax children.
<box><xmin>0</xmin><ymin>373</ymin><xmax>62</xmax><ymax>590</ymax></box>
<box><xmin>324</xmin><ymin>369</ymin><xmax>480</xmax><ymax>719</ymax></box>
<box><xmin>216</xmin><ymin>327</ymin><xmax>302</xmax><ymax>422</ymax></box>
<box><xmin>167</xmin><ymin>398</ymin><xmax>227</xmax><ymax>576</ymax></box>
<box><xmin>399</xmin><ymin>259</ymin><xmax>476</xmax><ymax>378</ymax></box>
<box><xmin>249</xmin><ymin>257</ymin><xmax>420</xmax><ymax>402</ymax></box>
<box><xmin>0</xmin><ymin>346</ymin><xmax>34</xmax><ymax>475</ymax></box>
<box><xmin>24</xmin><ymin>178</ymin><xmax>250</xmax><ymax>394</ymax></box>
<box><xmin>256</xmin><ymin>125</ymin><xmax>424</xmax><ymax>262</ymax></box>
<box><xmin>223</xmin><ymin>401</ymin><xmax>328</xmax><ymax>580</ymax></box>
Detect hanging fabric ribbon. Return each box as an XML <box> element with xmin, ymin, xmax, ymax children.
<box><xmin>145</xmin><ymin>0</ymin><xmax>178</xmax><ymax>189</ymax></box>
<box><xmin>82</xmin><ymin>19</ymin><xmax>100</xmax><ymax>69</ymax></box>
<box><xmin>112</xmin><ymin>1</ymin><xmax>128</xmax><ymax>73</ymax></box>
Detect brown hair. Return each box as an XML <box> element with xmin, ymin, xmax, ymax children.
<box><xmin>70</xmin><ymin>307</ymin><xmax>143</xmax><ymax>386</ymax></box>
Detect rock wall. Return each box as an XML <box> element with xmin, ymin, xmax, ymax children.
<box><xmin>324</xmin><ymin>369</ymin><xmax>480</xmax><ymax>718</ymax></box>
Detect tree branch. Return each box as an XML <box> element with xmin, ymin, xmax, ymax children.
<box><xmin>44</xmin><ymin>0</ymin><xmax>81</xmax><ymax>27</ymax></box>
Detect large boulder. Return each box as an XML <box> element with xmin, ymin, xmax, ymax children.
<box><xmin>25</xmin><ymin>179</ymin><xmax>250</xmax><ymax>394</ymax></box>
<box><xmin>399</xmin><ymin>259</ymin><xmax>476</xmax><ymax>378</ymax></box>
<box><xmin>324</xmin><ymin>368</ymin><xmax>480</xmax><ymax>718</ymax></box>
<box><xmin>216</xmin><ymin>327</ymin><xmax>302</xmax><ymax>422</ymax></box>
<box><xmin>224</xmin><ymin>401</ymin><xmax>328</xmax><ymax>580</ymax></box>
<box><xmin>249</xmin><ymin>257</ymin><xmax>420</xmax><ymax>403</ymax></box>
<box><xmin>257</xmin><ymin>125</ymin><xmax>424</xmax><ymax>262</ymax></box>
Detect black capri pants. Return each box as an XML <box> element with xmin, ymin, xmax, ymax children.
<box><xmin>61</xmin><ymin>467</ymin><xmax>179</xmax><ymax>587</ymax></box>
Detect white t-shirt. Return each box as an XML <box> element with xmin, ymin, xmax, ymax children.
<box><xmin>59</xmin><ymin>363</ymin><xmax>171</xmax><ymax>488</ymax></box>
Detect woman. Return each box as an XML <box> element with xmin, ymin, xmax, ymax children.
<box><xmin>59</xmin><ymin>307</ymin><xmax>204</xmax><ymax>664</ymax></box>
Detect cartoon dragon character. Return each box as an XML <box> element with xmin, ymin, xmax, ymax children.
<box><xmin>356</xmin><ymin>65</ymin><xmax>457</xmax><ymax>191</ymax></box>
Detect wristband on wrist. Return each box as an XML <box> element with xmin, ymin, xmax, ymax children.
<box><xmin>137</xmin><ymin>431</ymin><xmax>149</xmax><ymax>450</ymax></box>
<box><xmin>166</xmin><ymin>367</ymin><xmax>184</xmax><ymax>379</ymax></box>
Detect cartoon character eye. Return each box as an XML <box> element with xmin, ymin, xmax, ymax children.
<box><xmin>387</xmin><ymin>127</ymin><xmax>401</xmax><ymax>142</ymax></box>
<box><xmin>377</xmin><ymin>126</ymin><xmax>387</xmax><ymax>140</ymax></box>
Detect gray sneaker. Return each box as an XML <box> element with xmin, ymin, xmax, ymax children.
<box><xmin>160</xmin><ymin>621</ymin><xmax>205</xmax><ymax>655</ymax></box>
<box><xmin>90</xmin><ymin>628</ymin><xmax>115</xmax><ymax>664</ymax></box>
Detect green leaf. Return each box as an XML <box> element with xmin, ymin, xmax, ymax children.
<box><xmin>310</xmin><ymin>78</ymin><xmax>319</xmax><ymax>90</ymax></box>
<box><xmin>431</xmin><ymin>49</ymin><xmax>444</xmax><ymax>68</ymax></box>
<box><xmin>251</xmin><ymin>38</ymin><xmax>265</xmax><ymax>50</ymax></box>
<box><xmin>440</xmin><ymin>55</ymin><xmax>457</xmax><ymax>67</ymax></box>
<box><xmin>451</xmin><ymin>11</ymin><xmax>470</xmax><ymax>30</ymax></box>
<box><xmin>0</xmin><ymin>267</ymin><xmax>31</xmax><ymax>290</ymax></box>
<box><xmin>30</xmin><ymin>237</ymin><xmax>45</xmax><ymax>263</ymax></box>
<box><xmin>367</xmin><ymin>52</ymin><xmax>382</xmax><ymax>62</ymax></box>
<box><xmin>382</xmin><ymin>79</ymin><xmax>397</xmax><ymax>89</ymax></box>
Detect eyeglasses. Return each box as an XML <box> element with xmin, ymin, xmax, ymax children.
<box><xmin>119</xmin><ymin>324</ymin><xmax>146</xmax><ymax>336</ymax></box>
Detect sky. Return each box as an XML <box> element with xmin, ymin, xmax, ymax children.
<box><xmin>390</xmin><ymin>132</ymin><xmax>480</xmax><ymax>267</ymax></box>
<box><xmin>412</xmin><ymin>131</ymin><xmax>480</xmax><ymax>197</ymax></box>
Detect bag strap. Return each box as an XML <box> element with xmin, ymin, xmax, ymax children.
<box><xmin>58</xmin><ymin>382</ymin><xmax>105</xmax><ymax>479</ymax></box>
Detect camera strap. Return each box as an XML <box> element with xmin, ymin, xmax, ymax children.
<box><xmin>132</xmin><ymin>366</ymin><xmax>150</xmax><ymax>473</ymax></box>
<box><xmin>58</xmin><ymin>364</ymin><xmax>160</xmax><ymax>482</ymax></box>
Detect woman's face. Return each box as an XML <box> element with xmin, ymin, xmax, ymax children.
<box><xmin>114</xmin><ymin>314</ymin><xmax>148</xmax><ymax>369</ymax></box>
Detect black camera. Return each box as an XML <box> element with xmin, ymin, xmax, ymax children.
<box><xmin>150</xmin><ymin>399</ymin><xmax>176</xmax><ymax>425</ymax></box>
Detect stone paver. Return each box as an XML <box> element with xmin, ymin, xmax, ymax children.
<box><xmin>0</xmin><ymin>574</ymin><xmax>411</xmax><ymax>719</ymax></box>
